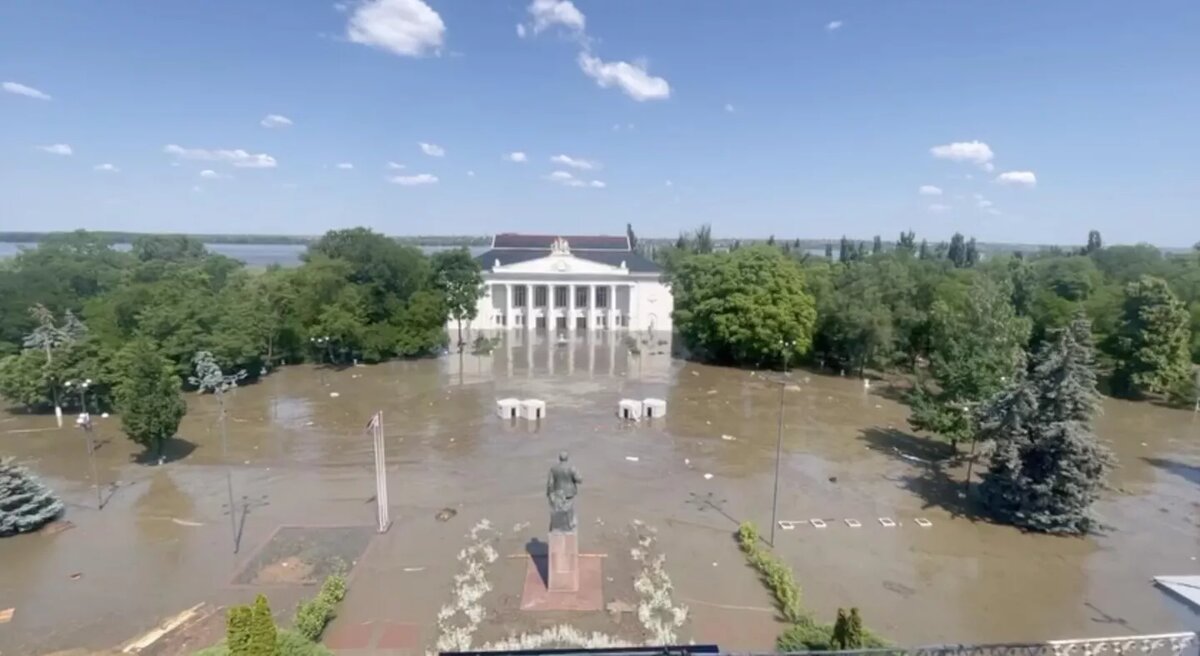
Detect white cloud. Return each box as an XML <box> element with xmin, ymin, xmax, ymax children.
<box><xmin>930</xmin><ymin>140</ymin><xmax>995</xmax><ymax>169</ymax></box>
<box><xmin>199</xmin><ymin>169</ymin><xmax>221</xmax><ymax>179</ymax></box>
<box><xmin>664</xmin><ymin>180</ymin><xmax>673</xmax><ymax>187</ymax></box>
<box><xmin>825</xmin><ymin>20</ymin><xmax>844</xmax><ymax>32</ymax></box>
<box><xmin>163</xmin><ymin>144</ymin><xmax>277</xmax><ymax>168</ymax></box>
<box><xmin>987</xmin><ymin>208</ymin><xmax>1003</xmax><ymax>216</ymax></box>
<box><xmin>336</xmin><ymin>162</ymin><xmax>354</xmax><ymax>170</ymax></box>
<box><xmin>3</xmin><ymin>81</ymin><xmax>52</xmax><ymax>100</ymax></box>
<box><xmin>346</xmin><ymin>0</ymin><xmax>444</xmax><ymax>57</ymax></box>
<box><xmin>550</xmin><ymin>154</ymin><xmax>596</xmax><ymax>170</ymax></box>
<box><xmin>419</xmin><ymin>141</ymin><xmax>445</xmax><ymax>157</ymax></box>
<box><xmin>578</xmin><ymin>53</ymin><xmax>670</xmax><ymax>102</ymax></box>
<box><xmin>260</xmin><ymin>114</ymin><xmax>293</xmax><ymax>128</ymax></box>
<box><xmin>37</xmin><ymin>144</ymin><xmax>72</xmax><ymax>155</ymax></box>
<box><xmin>505</xmin><ymin>151</ymin><xmax>528</xmax><ymax>163</ymax></box>
<box><xmin>928</xmin><ymin>203</ymin><xmax>950</xmax><ymax>213</ymax></box>
<box><xmin>545</xmin><ymin>169</ymin><xmax>603</xmax><ymax>188</ymax></box>
<box><xmin>995</xmin><ymin>170</ymin><xmax>1037</xmax><ymax>187</ymax></box>
<box><xmin>527</xmin><ymin>0</ymin><xmax>585</xmax><ymax>35</ymax></box>
<box><xmin>93</xmin><ymin>163</ymin><xmax>119</xmax><ymax>173</ymax></box>
<box><xmin>977</xmin><ymin>197</ymin><xmax>994</xmax><ymax>208</ymax></box>
<box><xmin>918</xmin><ymin>185</ymin><xmax>943</xmax><ymax>196</ymax></box>
<box><xmin>387</xmin><ymin>161</ymin><xmax>406</xmax><ymax>170</ymax></box>
<box><xmin>466</xmin><ymin>170</ymin><xmax>475</xmax><ymax>177</ymax></box>
<box><xmin>192</xmin><ymin>185</ymin><xmax>202</xmax><ymax>193</ymax></box>
<box><xmin>389</xmin><ymin>173</ymin><xmax>438</xmax><ymax>186</ymax></box>
<box><xmin>516</xmin><ymin>23</ymin><xmax>527</xmax><ymax>38</ymax></box>
<box><xmin>724</xmin><ymin>103</ymin><xmax>735</xmax><ymax>113</ymax></box>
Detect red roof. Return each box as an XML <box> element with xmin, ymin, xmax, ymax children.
<box><xmin>491</xmin><ymin>233</ymin><xmax>630</xmax><ymax>251</ymax></box>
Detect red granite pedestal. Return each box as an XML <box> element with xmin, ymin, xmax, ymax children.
<box><xmin>519</xmin><ymin>531</ymin><xmax>604</xmax><ymax>611</ymax></box>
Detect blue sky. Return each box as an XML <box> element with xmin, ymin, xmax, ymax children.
<box><xmin>2</xmin><ymin>1</ymin><xmax>1198</xmax><ymax>245</ymax></box>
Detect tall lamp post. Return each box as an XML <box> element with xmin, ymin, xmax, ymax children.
<box><xmin>310</xmin><ymin>335</ymin><xmax>331</xmax><ymax>386</ymax></box>
<box><xmin>65</xmin><ymin>378</ymin><xmax>103</xmax><ymax>510</ymax></box>
<box><xmin>769</xmin><ymin>339</ymin><xmax>795</xmax><ymax>547</ymax></box>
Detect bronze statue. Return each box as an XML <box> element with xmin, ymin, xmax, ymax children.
<box><xmin>546</xmin><ymin>451</ymin><xmax>582</xmax><ymax>532</ymax></box>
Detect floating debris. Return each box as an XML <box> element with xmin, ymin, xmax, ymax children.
<box><xmin>878</xmin><ymin>517</ymin><xmax>897</xmax><ymax>528</ymax></box>
<box><xmin>435</xmin><ymin>507</ymin><xmax>458</xmax><ymax>522</ymax></box>
<box><xmin>703</xmin><ymin>473</ymin><xmax>714</xmax><ymax>480</ymax></box>
<box><xmin>171</xmin><ymin>518</ymin><xmax>204</xmax><ymax>527</ymax></box>
<box><xmin>625</xmin><ymin>456</ymin><xmax>640</xmax><ymax>462</ymax></box>
<box><xmin>720</xmin><ymin>434</ymin><xmax>737</xmax><ymax>441</ymax></box>
<box><xmin>329</xmin><ymin>392</ymin><xmax>340</xmax><ymax>398</ymax></box>
<box><xmin>845</xmin><ymin>519</ymin><xmax>862</xmax><ymax>528</ymax></box>
<box><xmin>810</xmin><ymin>518</ymin><xmax>828</xmax><ymax>529</ymax></box>
<box><xmin>914</xmin><ymin>518</ymin><xmax>933</xmax><ymax>528</ymax></box>
<box><xmin>0</xmin><ymin>608</ymin><xmax>13</xmax><ymax>624</ymax></box>
<box><xmin>402</xmin><ymin>566</ymin><xmax>426</xmax><ymax>573</ymax></box>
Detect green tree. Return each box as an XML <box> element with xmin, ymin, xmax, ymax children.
<box><xmin>1112</xmin><ymin>275</ymin><xmax>1193</xmax><ymax>398</ymax></box>
<box><xmin>872</xmin><ymin>235</ymin><xmax>883</xmax><ymax>255</ymax></box>
<box><xmin>1085</xmin><ymin>230</ymin><xmax>1103</xmax><ymax>255</ymax></box>
<box><xmin>1</xmin><ymin>458</ymin><xmax>65</xmax><ymax>537</ymax></box>
<box><xmin>227</xmin><ymin>605</ymin><xmax>253</xmax><ymax>655</ymax></box>
<box><xmin>909</xmin><ymin>276</ymin><xmax>1030</xmax><ymax>450</ymax></box>
<box><xmin>767</xmin><ymin>234</ymin><xmax>776</xmax><ymax>247</ymax></box>
<box><xmin>824</xmin><ymin>242</ymin><xmax>833</xmax><ymax>259</ymax></box>
<box><xmin>626</xmin><ymin>223</ymin><xmax>637</xmax><ymax>249</ymax></box>
<box><xmin>947</xmin><ymin>232</ymin><xmax>967</xmax><ymax>268</ymax></box>
<box><xmin>977</xmin><ymin>315</ymin><xmax>1114</xmax><ymax>534</ymax></box>
<box><xmin>693</xmin><ymin>223</ymin><xmax>714</xmax><ymax>254</ymax></box>
<box><xmin>115</xmin><ymin>339</ymin><xmax>186</xmax><ymax>461</ymax></box>
<box><xmin>897</xmin><ymin>231</ymin><xmax>916</xmax><ymax>254</ymax></box>
<box><xmin>918</xmin><ymin>239</ymin><xmax>930</xmax><ymax>260</ymax></box>
<box><xmin>672</xmin><ymin>246</ymin><xmax>816</xmax><ymax>367</ymax></box>
<box><xmin>248</xmin><ymin>594</ymin><xmax>277</xmax><ymax>656</ymax></box>
<box><xmin>431</xmin><ymin>248</ymin><xmax>484</xmax><ymax>349</ymax></box>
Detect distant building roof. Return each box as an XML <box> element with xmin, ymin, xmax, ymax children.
<box><xmin>492</xmin><ymin>234</ymin><xmax>629</xmax><ymax>251</ymax></box>
<box><xmin>476</xmin><ymin>248</ymin><xmax>661</xmax><ymax>273</ymax></box>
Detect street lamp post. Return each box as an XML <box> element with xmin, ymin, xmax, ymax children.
<box><xmin>66</xmin><ymin>378</ymin><xmax>103</xmax><ymax>510</ymax></box>
<box><xmin>311</xmin><ymin>336</ymin><xmax>331</xmax><ymax>385</ymax></box>
<box><xmin>770</xmin><ymin>339</ymin><xmax>795</xmax><ymax>547</ymax></box>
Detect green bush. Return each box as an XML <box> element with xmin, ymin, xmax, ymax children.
<box><xmin>192</xmin><ymin>630</ymin><xmax>332</xmax><ymax>656</ymax></box>
<box><xmin>738</xmin><ymin>522</ymin><xmax>887</xmax><ymax>651</ymax></box>
<box><xmin>736</xmin><ymin>521</ymin><xmax>804</xmax><ymax>623</ymax></box>
<box><xmin>293</xmin><ymin>574</ymin><xmax>348</xmax><ymax>642</ymax></box>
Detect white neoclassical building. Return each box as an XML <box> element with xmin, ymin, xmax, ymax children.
<box><xmin>461</xmin><ymin>233</ymin><xmax>673</xmax><ymax>332</ymax></box>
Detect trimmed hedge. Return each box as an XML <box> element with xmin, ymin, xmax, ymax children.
<box><xmin>737</xmin><ymin>521</ymin><xmax>888</xmax><ymax>651</ymax></box>
<box><xmin>293</xmin><ymin>574</ymin><xmax>347</xmax><ymax>642</ymax></box>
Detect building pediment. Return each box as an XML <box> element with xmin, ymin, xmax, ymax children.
<box><xmin>494</xmin><ymin>253</ymin><xmax>628</xmax><ymax>275</ymax></box>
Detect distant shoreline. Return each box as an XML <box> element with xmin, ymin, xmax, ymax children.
<box><xmin>0</xmin><ymin>231</ymin><xmax>1192</xmax><ymax>254</ymax></box>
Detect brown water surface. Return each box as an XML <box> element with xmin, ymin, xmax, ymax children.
<box><xmin>1</xmin><ymin>332</ymin><xmax>1197</xmax><ymax>653</ymax></box>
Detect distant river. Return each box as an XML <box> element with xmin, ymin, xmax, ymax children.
<box><xmin>0</xmin><ymin>242</ymin><xmax>487</xmax><ymax>268</ymax></box>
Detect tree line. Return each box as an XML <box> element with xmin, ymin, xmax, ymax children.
<box><xmin>664</xmin><ymin>226</ymin><xmax>1197</xmax><ymax>534</ymax></box>
<box><xmin>0</xmin><ymin>228</ymin><xmax>483</xmax><ymax>422</ymax></box>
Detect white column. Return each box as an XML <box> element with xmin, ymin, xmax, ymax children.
<box><xmin>526</xmin><ymin>283</ymin><xmax>533</xmax><ymax>331</ymax></box>
<box><xmin>505</xmin><ymin>283</ymin><xmax>513</xmax><ymax>330</ymax></box>
<box><xmin>608</xmin><ymin>284</ymin><xmax>617</xmax><ymax>330</ymax></box>
<box><xmin>568</xmin><ymin>283</ymin><xmax>576</xmax><ymax>332</ymax></box>
<box><xmin>628</xmin><ymin>283</ymin><xmax>638</xmax><ymax>332</ymax></box>
<box><xmin>587</xmin><ymin>285</ymin><xmax>596</xmax><ymax>331</ymax></box>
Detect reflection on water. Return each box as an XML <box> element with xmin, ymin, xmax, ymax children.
<box><xmin>0</xmin><ymin>330</ymin><xmax>1198</xmax><ymax>654</ymax></box>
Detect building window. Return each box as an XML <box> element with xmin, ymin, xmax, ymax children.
<box><xmin>514</xmin><ymin>286</ymin><xmax>527</xmax><ymax>307</ymax></box>
<box><xmin>575</xmin><ymin>286</ymin><xmax>588</xmax><ymax>307</ymax></box>
<box><xmin>535</xmin><ymin>286</ymin><xmax>548</xmax><ymax>307</ymax></box>
<box><xmin>596</xmin><ymin>286</ymin><xmax>608</xmax><ymax>308</ymax></box>
<box><xmin>555</xmin><ymin>286</ymin><xmax>568</xmax><ymax>308</ymax></box>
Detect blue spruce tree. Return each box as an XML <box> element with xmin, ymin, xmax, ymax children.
<box><xmin>1</xmin><ymin>458</ymin><xmax>65</xmax><ymax>537</ymax></box>
<box><xmin>977</xmin><ymin>314</ymin><xmax>1114</xmax><ymax>534</ymax></box>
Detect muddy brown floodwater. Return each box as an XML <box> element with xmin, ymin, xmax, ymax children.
<box><xmin>1</xmin><ymin>332</ymin><xmax>1198</xmax><ymax>654</ymax></box>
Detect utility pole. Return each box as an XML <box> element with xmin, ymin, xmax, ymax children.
<box><xmin>190</xmin><ymin>352</ymin><xmax>246</xmax><ymax>553</ymax></box>
<box><xmin>66</xmin><ymin>378</ymin><xmax>102</xmax><ymax>510</ymax></box>
<box><xmin>770</xmin><ymin>339</ymin><xmax>795</xmax><ymax>547</ymax></box>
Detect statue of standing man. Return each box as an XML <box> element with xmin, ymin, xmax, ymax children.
<box><xmin>547</xmin><ymin>451</ymin><xmax>582</xmax><ymax>532</ymax></box>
